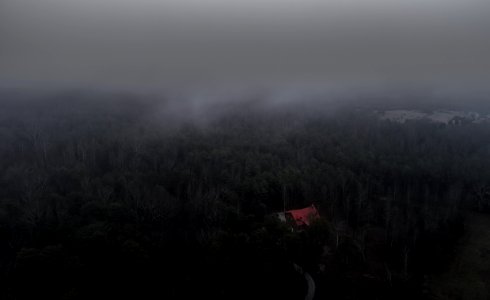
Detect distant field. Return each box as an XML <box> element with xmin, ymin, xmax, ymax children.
<box><xmin>378</xmin><ymin>110</ymin><xmax>488</xmax><ymax>124</ymax></box>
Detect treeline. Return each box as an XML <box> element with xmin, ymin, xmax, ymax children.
<box><xmin>0</xmin><ymin>93</ymin><xmax>489</xmax><ymax>299</ymax></box>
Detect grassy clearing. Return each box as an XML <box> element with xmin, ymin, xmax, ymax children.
<box><xmin>431</xmin><ymin>212</ymin><xmax>490</xmax><ymax>300</ymax></box>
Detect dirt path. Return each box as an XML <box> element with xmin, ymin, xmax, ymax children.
<box><xmin>303</xmin><ymin>271</ymin><xmax>315</xmax><ymax>300</ymax></box>
<box><xmin>430</xmin><ymin>212</ymin><xmax>490</xmax><ymax>300</ymax></box>
<box><xmin>293</xmin><ymin>263</ymin><xmax>316</xmax><ymax>300</ymax></box>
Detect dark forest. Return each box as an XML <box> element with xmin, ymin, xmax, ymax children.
<box><xmin>1</xmin><ymin>90</ymin><xmax>489</xmax><ymax>299</ymax></box>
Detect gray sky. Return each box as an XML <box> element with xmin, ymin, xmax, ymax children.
<box><xmin>1</xmin><ymin>0</ymin><xmax>490</xmax><ymax>88</ymax></box>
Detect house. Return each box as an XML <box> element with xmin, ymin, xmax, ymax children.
<box><xmin>276</xmin><ymin>204</ymin><xmax>320</xmax><ymax>228</ymax></box>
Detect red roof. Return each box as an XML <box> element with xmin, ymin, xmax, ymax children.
<box><xmin>286</xmin><ymin>205</ymin><xmax>320</xmax><ymax>226</ymax></box>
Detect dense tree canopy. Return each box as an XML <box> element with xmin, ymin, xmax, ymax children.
<box><xmin>0</xmin><ymin>92</ymin><xmax>489</xmax><ymax>299</ymax></box>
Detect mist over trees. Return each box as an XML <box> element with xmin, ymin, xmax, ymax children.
<box><xmin>0</xmin><ymin>89</ymin><xmax>489</xmax><ymax>299</ymax></box>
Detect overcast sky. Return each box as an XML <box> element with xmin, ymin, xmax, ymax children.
<box><xmin>1</xmin><ymin>0</ymin><xmax>489</xmax><ymax>88</ymax></box>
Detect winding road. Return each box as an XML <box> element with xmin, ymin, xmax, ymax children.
<box><xmin>293</xmin><ymin>263</ymin><xmax>316</xmax><ymax>300</ymax></box>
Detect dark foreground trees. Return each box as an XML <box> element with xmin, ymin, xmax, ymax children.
<box><xmin>0</xmin><ymin>92</ymin><xmax>488</xmax><ymax>299</ymax></box>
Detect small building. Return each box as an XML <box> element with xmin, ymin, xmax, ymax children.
<box><xmin>276</xmin><ymin>204</ymin><xmax>320</xmax><ymax>228</ymax></box>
